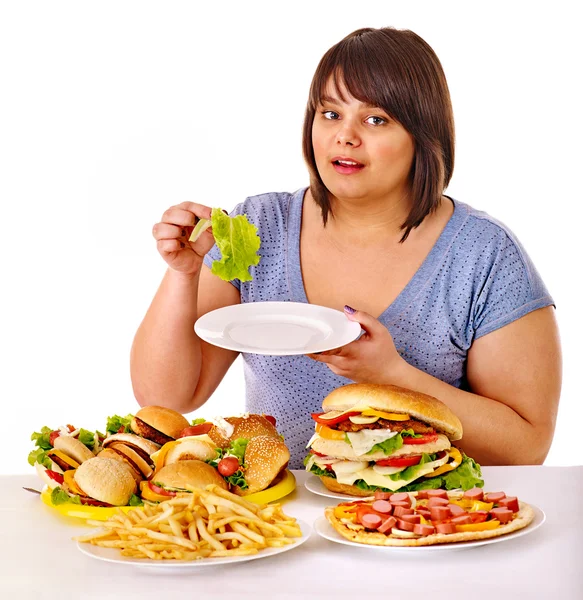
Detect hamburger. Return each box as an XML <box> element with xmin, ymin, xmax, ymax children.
<box><xmin>67</xmin><ymin>456</ymin><xmax>138</xmax><ymax>506</ymax></box>
<box><xmin>150</xmin><ymin>413</ymin><xmax>290</xmax><ymax>496</ymax></box>
<box><xmin>305</xmin><ymin>383</ymin><xmax>483</xmax><ymax>496</ymax></box>
<box><xmin>98</xmin><ymin>433</ymin><xmax>161</xmax><ymax>483</ymax></box>
<box><xmin>130</xmin><ymin>406</ymin><xmax>190</xmax><ymax>445</ymax></box>
<box><xmin>140</xmin><ymin>460</ymin><xmax>228</xmax><ymax>502</ymax></box>
<box><xmin>30</xmin><ymin>429</ymin><xmax>96</xmax><ymax>490</ymax></box>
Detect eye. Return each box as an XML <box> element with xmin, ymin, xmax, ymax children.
<box><xmin>365</xmin><ymin>115</ymin><xmax>387</xmax><ymax>126</ymax></box>
<box><xmin>321</xmin><ymin>110</ymin><xmax>339</xmax><ymax>120</ymax></box>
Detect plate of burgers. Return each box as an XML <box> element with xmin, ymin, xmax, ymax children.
<box><xmin>30</xmin><ymin>406</ymin><xmax>295</xmax><ymax>520</ymax></box>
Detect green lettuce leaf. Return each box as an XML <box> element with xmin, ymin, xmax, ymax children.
<box><xmin>191</xmin><ymin>418</ymin><xmax>206</xmax><ymax>425</ymax></box>
<box><xmin>30</xmin><ymin>426</ymin><xmax>53</xmax><ymax>451</ymax></box>
<box><xmin>387</xmin><ymin>452</ymin><xmax>436</xmax><ymax>481</ymax></box>
<box><xmin>203</xmin><ymin>208</ymin><xmax>261</xmax><ymax>282</ymax></box>
<box><xmin>28</xmin><ymin>448</ymin><xmax>52</xmax><ymax>468</ymax></box>
<box><xmin>106</xmin><ymin>414</ymin><xmax>134</xmax><ymax>435</ymax></box>
<box><xmin>206</xmin><ymin>438</ymin><xmax>250</xmax><ymax>490</ymax></box>
<box><xmin>51</xmin><ymin>486</ymin><xmax>82</xmax><ymax>506</ymax></box>
<box><xmin>437</xmin><ymin>454</ymin><xmax>484</xmax><ymax>490</ymax></box>
<box><xmin>77</xmin><ymin>428</ymin><xmax>96</xmax><ymax>450</ymax></box>
<box><xmin>367</xmin><ymin>433</ymin><xmax>404</xmax><ymax>455</ymax></box>
<box><xmin>129</xmin><ymin>494</ymin><xmax>144</xmax><ymax>506</ymax></box>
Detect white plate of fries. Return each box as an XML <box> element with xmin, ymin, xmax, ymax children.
<box><xmin>75</xmin><ymin>484</ymin><xmax>310</xmax><ymax>568</ymax></box>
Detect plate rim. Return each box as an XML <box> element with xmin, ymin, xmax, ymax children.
<box><xmin>194</xmin><ymin>301</ymin><xmax>362</xmax><ymax>355</ymax></box>
<box><xmin>304</xmin><ymin>474</ymin><xmax>368</xmax><ymax>500</ymax></box>
<box><xmin>76</xmin><ymin>518</ymin><xmax>312</xmax><ymax>568</ymax></box>
<box><xmin>313</xmin><ymin>504</ymin><xmax>545</xmax><ymax>552</ymax></box>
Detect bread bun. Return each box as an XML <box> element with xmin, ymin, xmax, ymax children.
<box><xmin>152</xmin><ymin>460</ymin><xmax>228</xmax><ymax>491</ymax></box>
<box><xmin>74</xmin><ymin>456</ymin><xmax>137</xmax><ymax>506</ymax></box>
<box><xmin>97</xmin><ymin>448</ymin><xmax>143</xmax><ymax>485</ymax></box>
<box><xmin>320</xmin><ymin>476</ymin><xmax>372</xmax><ymax>497</ymax></box>
<box><xmin>53</xmin><ymin>436</ymin><xmax>94</xmax><ymax>464</ymax></box>
<box><xmin>323</xmin><ymin>384</ymin><xmax>463</xmax><ymax>441</ymax></box>
<box><xmin>208</xmin><ymin>414</ymin><xmax>280</xmax><ymax>448</ymax></box>
<box><xmin>103</xmin><ymin>433</ymin><xmax>160</xmax><ymax>456</ymax></box>
<box><xmin>234</xmin><ymin>436</ymin><xmax>290</xmax><ymax>495</ymax></box>
<box><xmin>131</xmin><ymin>406</ymin><xmax>190</xmax><ymax>441</ymax></box>
<box><xmin>164</xmin><ymin>438</ymin><xmax>219</xmax><ymax>464</ymax></box>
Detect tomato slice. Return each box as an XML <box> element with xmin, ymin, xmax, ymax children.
<box><xmin>375</xmin><ymin>455</ymin><xmax>422</xmax><ymax>467</ymax></box>
<box><xmin>403</xmin><ymin>433</ymin><xmax>438</xmax><ymax>445</ymax></box>
<box><xmin>311</xmin><ymin>411</ymin><xmax>360</xmax><ymax>426</ymax></box>
<box><xmin>148</xmin><ymin>481</ymin><xmax>177</xmax><ymax>497</ymax></box>
<box><xmin>49</xmin><ymin>431</ymin><xmax>60</xmax><ymax>446</ymax></box>
<box><xmin>263</xmin><ymin>415</ymin><xmax>277</xmax><ymax>427</ymax></box>
<box><xmin>310</xmin><ymin>450</ymin><xmax>328</xmax><ymax>457</ymax></box>
<box><xmin>45</xmin><ymin>470</ymin><xmax>64</xmax><ymax>485</ymax></box>
<box><xmin>178</xmin><ymin>423</ymin><xmax>213</xmax><ymax>437</ymax></box>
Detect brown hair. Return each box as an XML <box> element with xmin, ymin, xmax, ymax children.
<box><xmin>302</xmin><ymin>27</ymin><xmax>455</xmax><ymax>242</ymax></box>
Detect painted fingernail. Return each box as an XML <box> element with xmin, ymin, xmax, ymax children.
<box><xmin>180</xmin><ymin>241</ymin><xmax>185</xmax><ymax>248</ymax></box>
<box><xmin>344</xmin><ymin>305</ymin><xmax>356</xmax><ymax>314</ymax></box>
<box><xmin>222</xmin><ymin>209</ymin><xmax>228</xmax><ymax>215</ymax></box>
<box><xmin>181</xmin><ymin>228</ymin><xmax>186</xmax><ymax>237</ymax></box>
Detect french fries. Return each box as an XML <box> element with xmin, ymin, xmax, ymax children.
<box><xmin>75</xmin><ymin>484</ymin><xmax>302</xmax><ymax>561</ymax></box>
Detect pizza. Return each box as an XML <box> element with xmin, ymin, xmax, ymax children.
<box><xmin>325</xmin><ymin>487</ymin><xmax>535</xmax><ymax>547</ymax></box>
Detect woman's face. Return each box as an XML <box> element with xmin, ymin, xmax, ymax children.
<box><xmin>312</xmin><ymin>77</ymin><xmax>415</xmax><ymax>205</ymax></box>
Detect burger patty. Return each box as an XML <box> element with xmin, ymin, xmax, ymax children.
<box><xmin>335</xmin><ymin>418</ymin><xmax>434</xmax><ymax>434</ymax></box>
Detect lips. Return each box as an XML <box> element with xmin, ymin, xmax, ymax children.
<box><xmin>331</xmin><ymin>156</ymin><xmax>365</xmax><ymax>175</ymax></box>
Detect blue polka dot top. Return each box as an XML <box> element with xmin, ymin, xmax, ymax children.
<box><xmin>204</xmin><ymin>188</ymin><xmax>554</xmax><ymax>468</ymax></box>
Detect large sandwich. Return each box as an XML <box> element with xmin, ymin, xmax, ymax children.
<box><xmin>305</xmin><ymin>383</ymin><xmax>483</xmax><ymax>495</ymax></box>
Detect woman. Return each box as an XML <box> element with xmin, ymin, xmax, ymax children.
<box><xmin>130</xmin><ymin>27</ymin><xmax>561</xmax><ymax>469</ymax></box>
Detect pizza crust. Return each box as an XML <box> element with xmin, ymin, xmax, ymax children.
<box><xmin>325</xmin><ymin>501</ymin><xmax>535</xmax><ymax>547</ymax></box>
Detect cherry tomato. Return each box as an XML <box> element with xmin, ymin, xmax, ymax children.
<box><xmin>45</xmin><ymin>470</ymin><xmax>64</xmax><ymax>485</ymax></box>
<box><xmin>148</xmin><ymin>481</ymin><xmax>176</xmax><ymax>496</ymax></box>
<box><xmin>263</xmin><ymin>415</ymin><xmax>277</xmax><ymax>427</ymax></box>
<box><xmin>217</xmin><ymin>457</ymin><xmax>240</xmax><ymax>477</ymax></box>
<box><xmin>403</xmin><ymin>433</ymin><xmax>438</xmax><ymax>445</ymax></box>
<box><xmin>179</xmin><ymin>423</ymin><xmax>213</xmax><ymax>437</ymax></box>
<box><xmin>311</xmin><ymin>412</ymin><xmax>360</xmax><ymax>426</ymax></box>
<box><xmin>375</xmin><ymin>455</ymin><xmax>422</xmax><ymax>467</ymax></box>
<box><xmin>49</xmin><ymin>431</ymin><xmax>60</xmax><ymax>446</ymax></box>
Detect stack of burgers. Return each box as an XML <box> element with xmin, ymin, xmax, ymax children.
<box><xmin>305</xmin><ymin>383</ymin><xmax>483</xmax><ymax>496</ymax></box>
<box><xmin>29</xmin><ymin>406</ymin><xmax>290</xmax><ymax>507</ymax></box>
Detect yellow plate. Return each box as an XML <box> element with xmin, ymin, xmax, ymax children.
<box><xmin>40</xmin><ymin>470</ymin><xmax>296</xmax><ymax>520</ymax></box>
<box><xmin>241</xmin><ymin>469</ymin><xmax>296</xmax><ymax>505</ymax></box>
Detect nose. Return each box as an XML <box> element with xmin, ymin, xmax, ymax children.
<box><xmin>335</xmin><ymin>121</ymin><xmax>360</xmax><ymax>147</ymax></box>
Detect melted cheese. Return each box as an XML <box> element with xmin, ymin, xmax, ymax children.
<box><xmin>345</xmin><ymin>429</ymin><xmax>399</xmax><ymax>456</ymax></box>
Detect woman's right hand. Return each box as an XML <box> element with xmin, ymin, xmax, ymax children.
<box><xmin>152</xmin><ymin>202</ymin><xmax>215</xmax><ymax>276</ymax></box>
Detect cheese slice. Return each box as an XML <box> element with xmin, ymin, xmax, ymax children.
<box><xmin>345</xmin><ymin>429</ymin><xmax>399</xmax><ymax>457</ymax></box>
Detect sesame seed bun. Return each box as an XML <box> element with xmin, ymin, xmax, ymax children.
<box><xmin>74</xmin><ymin>456</ymin><xmax>138</xmax><ymax>506</ymax></box>
<box><xmin>234</xmin><ymin>436</ymin><xmax>290</xmax><ymax>495</ymax></box>
<box><xmin>208</xmin><ymin>414</ymin><xmax>280</xmax><ymax>448</ymax></box>
<box><xmin>322</xmin><ymin>384</ymin><xmax>463</xmax><ymax>441</ymax></box>
<box><xmin>152</xmin><ymin>460</ymin><xmax>228</xmax><ymax>491</ymax></box>
<box><xmin>53</xmin><ymin>435</ymin><xmax>94</xmax><ymax>464</ymax></box>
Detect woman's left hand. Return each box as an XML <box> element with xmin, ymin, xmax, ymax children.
<box><xmin>306</xmin><ymin>306</ymin><xmax>406</xmax><ymax>383</ymax></box>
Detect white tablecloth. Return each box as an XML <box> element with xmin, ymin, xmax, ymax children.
<box><xmin>1</xmin><ymin>466</ymin><xmax>582</xmax><ymax>599</ymax></box>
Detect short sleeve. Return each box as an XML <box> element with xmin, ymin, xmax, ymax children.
<box><xmin>472</xmin><ymin>229</ymin><xmax>554</xmax><ymax>340</ymax></box>
<box><xmin>202</xmin><ymin>203</ymin><xmax>248</xmax><ymax>292</ymax></box>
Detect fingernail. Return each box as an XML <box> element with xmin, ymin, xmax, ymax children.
<box><xmin>222</xmin><ymin>209</ymin><xmax>228</xmax><ymax>215</ymax></box>
<box><xmin>344</xmin><ymin>305</ymin><xmax>356</xmax><ymax>314</ymax></box>
<box><xmin>181</xmin><ymin>228</ymin><xmax>186</xmax><ymax>237</ymax></box>
<box><xmin>180</xmin><ymin>241</ymin><xmax>185</xmax><ymax>248</ymax></box>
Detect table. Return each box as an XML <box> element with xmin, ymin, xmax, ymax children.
<box><xmin>1</xmin><ymin>467</ymin><xmax>582</xmax><ymax>599</ymax></box>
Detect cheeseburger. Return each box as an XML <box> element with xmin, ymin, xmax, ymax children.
<box><xmin>305</xmin><ymin>383</ymin><xmax>483</xmax><ymax>496</ymax></box>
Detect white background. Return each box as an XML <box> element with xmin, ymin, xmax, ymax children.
<box><xmin>1</xmin><ymin>1</ymin><xmax>581</xmax><ymax>473</ymax></box>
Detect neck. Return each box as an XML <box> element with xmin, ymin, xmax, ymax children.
<box><xmin>314</xmin><ymin>189</ymin><xmax>412</xmax><ymax>246</ymax></box>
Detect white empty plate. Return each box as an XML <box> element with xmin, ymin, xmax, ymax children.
<box><xmin>195</xmin><ymin>301</ymin><xmax>362</xmax><ymax>355</ymax></box>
